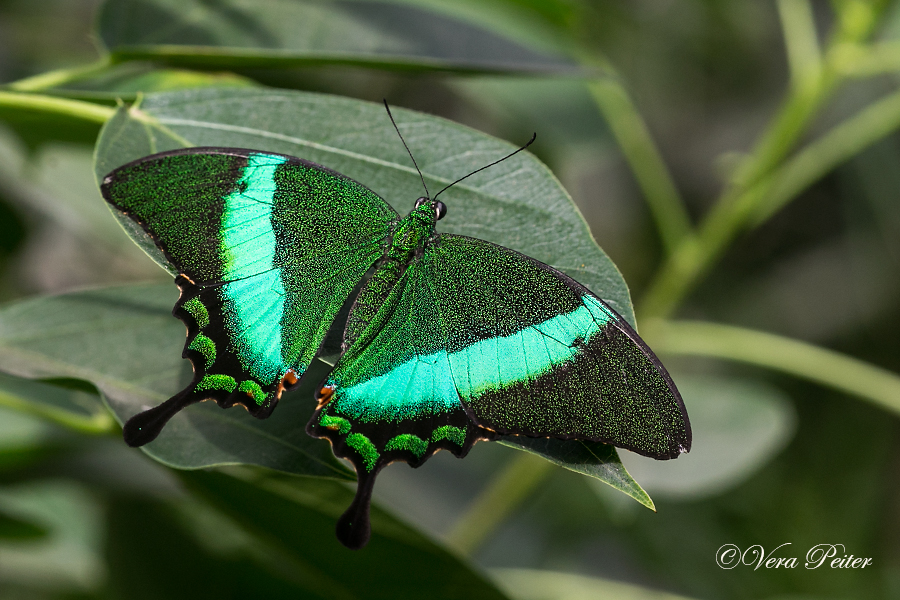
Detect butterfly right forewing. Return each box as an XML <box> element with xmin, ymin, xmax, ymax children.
<box><xmin>427</xmin><ymin>234</ymin><xmax>691</xmax><ymax>459</ymax></box>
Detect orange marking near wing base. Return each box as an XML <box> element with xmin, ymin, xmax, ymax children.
<box><xmin>316</xmin><ymin>384</ymin><xmax>335</xmax><ymax>408</ymax></box>
<box><xmin>275</xmin><ymin>369</ymin><xmax>299</xmax><ymax>400</ymax></box>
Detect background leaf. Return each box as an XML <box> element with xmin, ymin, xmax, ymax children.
<box><xmin>0</xmin><ymin>481</ymin><xmax>106</xmax><ymax>593</ymax></box>
<box><xmin>97</xmin><ymin>0</ymin><xmax>576</xmax><ymax>75</ymax></box>
<box><xmin>0</xmin><ymin>371</ymin><xmax>112</xmax><ymax>435</ymax></box>
<box><xmin>617</xmin><ymin>374</ymin><xmax>796</xmax><ymax>499</ymax></box>
<box><xmin>180</xmin><ymin>469</ymin><xmax>511</xmax><ymax>600</ymax></box>
<box><xmin>48</xmin><ymin>64</ymin><xmax>259</xmax><ymax>104</ymax></box>
<box><xmin>0</xmin><ymin>506</ymin><xmax>47</xmax><ymax>541</ymax></box>
<box><xmin>500</xmin><ymin>437</ymin><xmax>653</xmax><ymax>509</ymax></box>
<box><xmin>493</xmin><ymin>568</ymin><xmax>700</xmax><ymax>600</ymax></box>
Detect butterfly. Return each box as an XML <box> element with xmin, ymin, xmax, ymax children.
<box><xmin>101</xmin><ymin>126</ymin><xmax>690</xmax><ymax>549</ymax></box>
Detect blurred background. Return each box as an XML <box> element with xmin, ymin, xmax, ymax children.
<box><xmin>1</xmin><ymin>0</ymin><xmax>899</xmax><ymax>599</ymax></box>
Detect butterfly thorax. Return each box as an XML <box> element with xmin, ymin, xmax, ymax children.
<box><xmin>342</xmin><ymin>201</ymin><xmax>438</xmax><ymax>349</ymax></box>
<box><xmin>387</xmin><ymin>201</ymin><xmax>437</xmax><ymax>256</ymax></box>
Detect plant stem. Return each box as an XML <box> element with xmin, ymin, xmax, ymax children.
<box><xmin>0</xmin><ymin>91</ymin><xmax>115</xmax><ymax>123</ymax></box>
<box><xmin>748</xmin><ymin>85</ymin><xmax>900</xmax><ymax>225</ymax></box>
<box><xmin>777</xmin><ymin>0</ymin><xmax>822</xmax><ymax>92</ymax></box>
<box><xmin>638</xmin><ymin>2</ymin><xmax>884</xmax><ymax>320</ymax></box>
<box><xmin>637</xmin><ymin>99</ymin><xmax>834</xmax><ymax>320</ymax></box>
<box><xmin>446</xmin><ymin>451</ymin><xmax>554</xmax><ymax>556</ymax></box>
<box><xmin>836</xmin><ymin>40</ymin><xmax>900</xmax><ymax>77</ymax></box>
<box><xmin>643</xmin><ymin>320</ymin><xmax>900</xmax><ymax>415</ymax></box>
<box><xmin>586</xmin><ymin>74</ymin><xmax>693</xmax><ymax>256</ymax></box>
<box><xmin>638</xmin><ymin>83</ymin><xmax>900</xmax><ymax>320</ymax></box>
<box><xmin>6</xmin><ymin>59</ymin><xmax>112</xmax><ymax>92</ymax></box>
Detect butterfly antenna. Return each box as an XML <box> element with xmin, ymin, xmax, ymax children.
<box><xmin>384</xmin><ymin>100</ymin><xmax>430</xmax><ymax>199</ymax></box>
<box><xmin>433</xmin><ymin>132</ymin><xmax>536</xmax><ymax>200</ymax></box>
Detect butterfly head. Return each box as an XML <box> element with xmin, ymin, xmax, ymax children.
<box><xmin>413</xmin><ymin>197</ymin><xmax>447</xmax><ymax>221</ymax></box>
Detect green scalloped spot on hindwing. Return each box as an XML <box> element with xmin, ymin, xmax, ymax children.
<box><xmin>319</xmin><ymin>413</ymin><xmax>352</xmax><ymax>434</ymax></box>
<box><xmin>385</xmin><ymin>433</ymin><xmax>428</xmax><ymax>459</ymax></box>
<box><xmin>431</xmin><ymin>424</ymin><xmax>466</xmax><ymax>446</ymax></box>
<box><xmin>171</xmin><ymin>276</ymin><xmax>285</xmax><ymax>417</ymax></box>
<box><xmin>188</xmin><ymin>333</ymin><xmax>216</xmax><ymax>369</ymax></box>
<box><xmin>345</xmin><ymin>433</ymin><xmax>379</xmax><ymax>472</ymax></box>
<box><xmin>307</xmin><ymin>397</ymin><xmax>496</xmax><ymax>550</ymax></box>
<box><xmin>238</xmin><ymin>380</ymin><xmax>268</xmax><ymax>406</ymax></box>
<box><xmin>308</xmin><ymin>397</ymin><xmax>493</xmax><ymax>476</ymax></box>
<box><xmin>182</xmin><ymin>296</ymin><xmax>210</xmax><ymax>329</ymax></box>
<box><xmin>196</xmin><ymin>374</ymin><xmax>237</xmax><ymax>393</ymax></box>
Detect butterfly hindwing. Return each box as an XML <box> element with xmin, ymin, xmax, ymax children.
<box><xmin>308</xmin><ymin>257</ymin><xmax>487</xmax><ymax>470</ymax></box>
<box><xmin>307</xmin><ymin>256</ymin><xmax>490</xmax><ymax>548</ymax></box>
<box><xmin>101</xmin><ymin>148</ymin><xmax>399</xmax><ymax>444</ymax></box>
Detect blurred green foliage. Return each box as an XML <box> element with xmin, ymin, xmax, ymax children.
<box><xmin>1</xmin><ymin>0</ymin><xmax>900</xmax><ymax>598</ymax></box>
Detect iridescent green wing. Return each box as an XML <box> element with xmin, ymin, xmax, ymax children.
<box><xmin>308</xmin><ymin>233</ymin><xmax>690</xmax><ymax>549</ymax></box>
<box><xmin>101</xmin><ymin>148</ymin><xmax>398</xmax><ymax>446</ymax></box>
<box><xmin>429</xmin><ymin>235</ymin><xmax>690</xmax><ymax>458</ymax></box>
<box><xmin>308</xmin><ymin>254</ymin><xmax>488</xmax><ymax>548</ymax></box>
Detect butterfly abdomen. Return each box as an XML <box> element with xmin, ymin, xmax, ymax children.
<box><xmin>342</xmin><ymin>201</ymin><xmax>438</xmax><ymax>350</ymax></box>
<box><xmin>343</xmin><ymin>258</ymin><xmax>403</xmax><ymax>349</ymax></box>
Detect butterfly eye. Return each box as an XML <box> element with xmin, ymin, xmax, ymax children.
<box><xmin>434</xmin><ymin>201</ymin><xmax>447</xmax><ymax>220</ymax></box>
<box><xmin>414</xmin><ymin>197</ymin><xmax>429</xmax><ymax>209</ymax></box>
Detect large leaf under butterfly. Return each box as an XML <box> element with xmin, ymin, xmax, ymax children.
<box><xmin>101</xmin><ymin>146</ymin><xmax>691</xmax><ymax>549</ymax></box>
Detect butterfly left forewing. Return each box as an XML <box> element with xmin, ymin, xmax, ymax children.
<box><xmin>102</xmin><ymin>148</ymin><xmax>399</xmax><ymax>445</ymax></box>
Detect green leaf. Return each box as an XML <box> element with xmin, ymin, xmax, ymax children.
<box><xmin>615</xmin><ymin>374</ymin><xmax>796</xmax><ymax>499</ymax></box>
<box><xmin>93</xmin><ymin>88</ymin><xmax>635</xmax><ymax>323</ymax></box>
<box><xmin>500</xmin><ymin>437</ymin><xmax>654</xmax><ymax>510</ymax></box>
<box><xmin>105</xmin><ymin>494</ymin><xmax>340</xmax><ymax>600</ymax></box>
<box><xmin>47</xmin><ymin>64</ymin><xmax>259</xmax><ymax>104</ymax></box>
<box><xmin>0</xmin><ymin>371</ymin><xmax>113</xmax><ymax>435</ymax></box>
<box><xmin>0</xmin><ymin>481</ymin><xmax>105</xmax><ymax>592</ymax></box>
<box><xmin>181</xmin><ymin>469</ymin><xmax>511</xmax><ymax>600</ymax></box>
<box><xmin>97</xmin><ymin>0</ymin><xmax>575</xmax><ymax>75</ymax></box>
<box><xmin>492</xmin><ymin>568</ymin><xmax>701</xmax><ymax>600</ymax></box>
<box><xmin>0</xmin><ymin>507</ymin><xmax>48</xmax><ymax>541</ymax></box>
<box><xmin>0</xmin><ymin>284</ymin><xmax>352</xmax><ymax>480</ymax></box>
